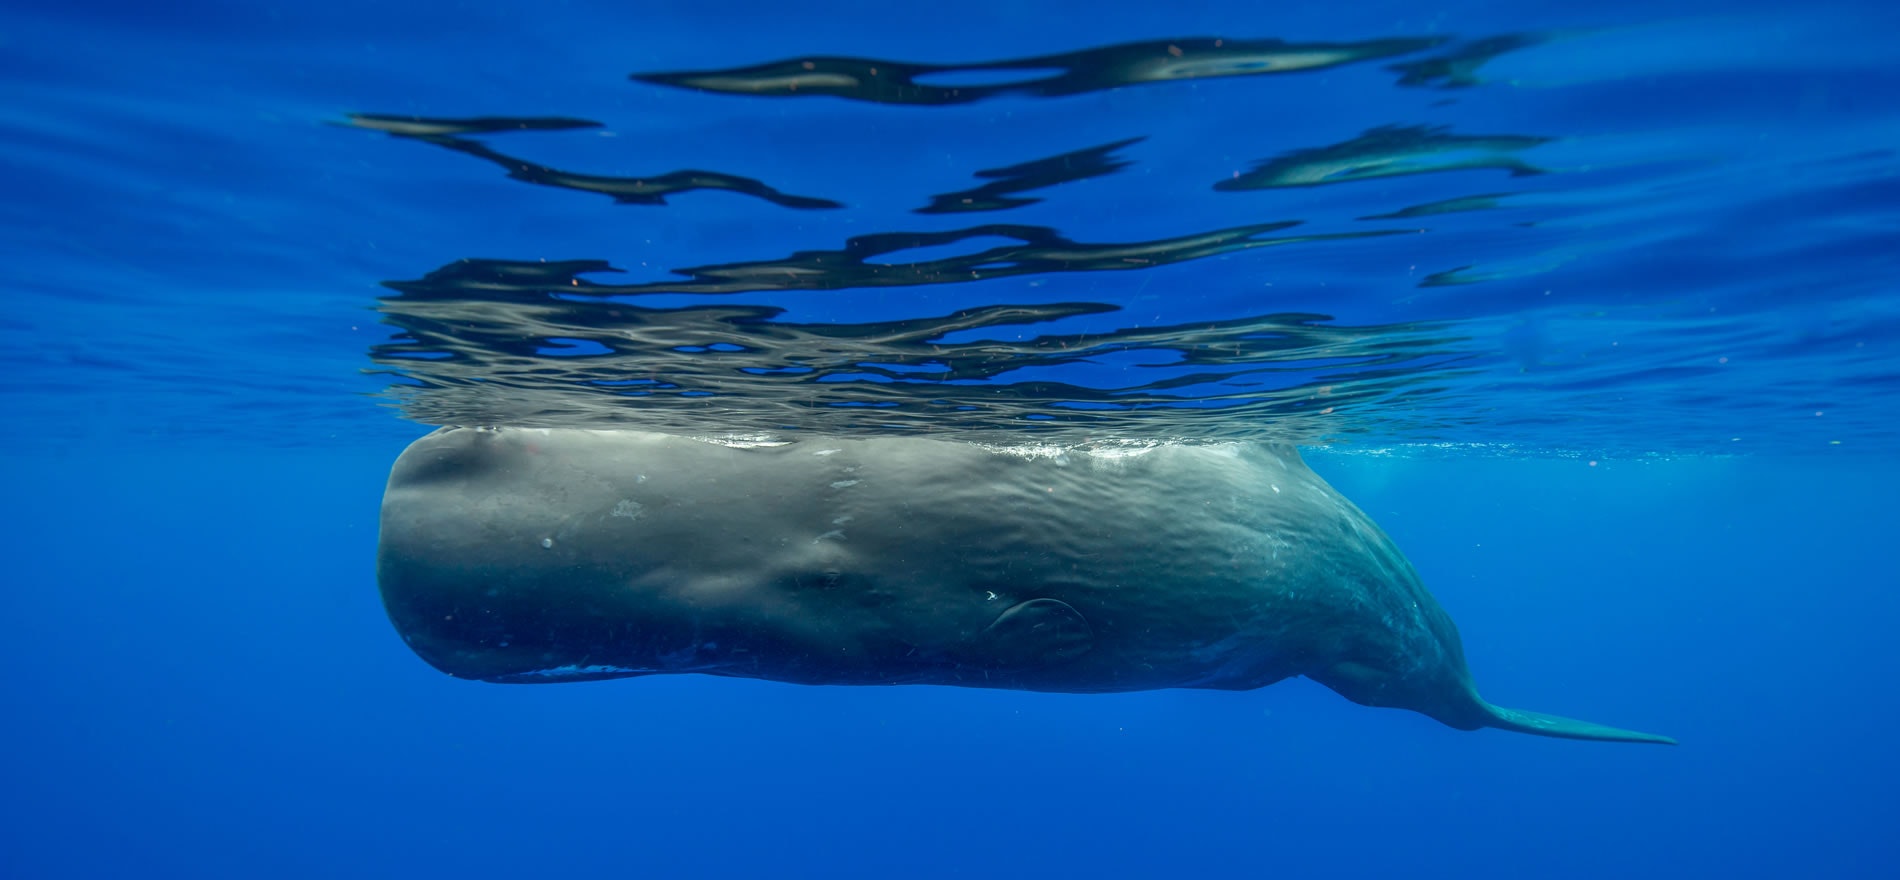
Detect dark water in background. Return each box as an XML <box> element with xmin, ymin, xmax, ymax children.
<box><xmin>3</xmin><ymin>0</ymin><xmax>1898</xmax><ymax>876</ymax></box>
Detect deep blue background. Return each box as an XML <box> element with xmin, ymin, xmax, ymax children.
<box><xmin>4</xmin><ymin>445</ymin><xmax>1895</xmax><ymax>876</ymax></box>
<box><xmin>4</xmin><ymin>0</ymin><xmax>1898</xmax><ymax>876</ymax></box>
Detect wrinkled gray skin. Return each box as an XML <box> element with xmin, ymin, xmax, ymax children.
<box><xmin>377</xmin><ymin>427</ymin><xmax>1673</xmax><ymax>744</ymax></box>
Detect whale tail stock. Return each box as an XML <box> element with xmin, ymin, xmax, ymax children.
<box><xmin>1310</xmin><ymin>661</ymin><xmax>1676</xmax><ymax>745</ymax></box>
<box><xmin>1473</xmin><ymin>694</ymin><xmax>1677</xmax><ymax>745</ymax></box>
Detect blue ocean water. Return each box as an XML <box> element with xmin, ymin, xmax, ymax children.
<box><xmin>3</xmin><ymin>0</ymin><xmax>1897</xmax><ymax>875</ymax></box>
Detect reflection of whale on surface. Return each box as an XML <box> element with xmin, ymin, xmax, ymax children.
<box><xmin>343</xmin><ymin>113</ymin><xmax>842</xmax><ymax>209</ymax></box>
<box><xmin>343</xmin><ymin>113</ymin><xmax>605</xmax><ymax>137</ymax></box>
<box><xmin>633</xmin><ymin>36</ymin><xmax>1445</xmax><ymax>105</ymax></box>
<box><xmin>368</xmin><ymin>259</ymin><xmax>1466</xmax><ymax>441</ymax></box>
<box><xmin>916</xmin><ymin>137</ymin><xmax>1145</xmax><ymax>214</ymax></box>
<box><xmin>1359</xmin><ymin>192</ymin><xmax>1514</xmax><ymax>220</ymax></box>
<box><xmin>369</xmin><ymin>221</ymin><xmax>1400</xmax><ymax>297</ymax></box>
<box><xmin>377</xmin><ymin>427</ymin><xmax>1675</xmax><ymax>744</ymax></box>
<box><xmin>1388</xmin><ymin>32</ymin><xmax>1552</xmax><ymax>89</ymax></box>
<box><xmin>1218</xmin><ymin>125</ymin><xmax>1550</xmax><ymax>190</ymax></box>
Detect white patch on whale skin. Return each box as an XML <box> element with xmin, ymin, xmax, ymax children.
<box><xmin>829</xmin><ymin>480</ymin><xmax>860</xmax><ymax>489</ymax></box>
<box><xmin>832</xmin><ymin>515</ymin><xmax>853</xmax><ymax>525</ymax></box>
<box><xmin>812</xmin><ymin>530</ymin><xmax>846</xmax><ymax>544</ymax></box>
<box><xmin>611</xmin><ymin>499</ymin><xmax>644</xmax><ymax>520</ymax></box>
<box><xmin>812</xmin><ymin>448</ymin><xmax>842</xmax><ymax>456</ymax></box>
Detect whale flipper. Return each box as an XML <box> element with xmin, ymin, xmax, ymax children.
<box><xmin>1478</xmin><ymin>699</ymin><xmax>1678</xmax><ymax>745</ymax></box>
<box><xmin>967</xmin><ymin>598</ymin><xmax>1094</xmax><ymax>669</ymax></box>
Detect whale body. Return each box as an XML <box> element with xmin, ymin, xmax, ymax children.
<box><xmin>376</xmin><ymin>427</ymin><xmax>1673</xmax><ymax>744</ymax></box>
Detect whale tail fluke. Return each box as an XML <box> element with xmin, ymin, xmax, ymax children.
<box><xmin>1477</xmin><ymin>698</ymin><xmax>1677</xmax><ymax>745</ymax></box>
